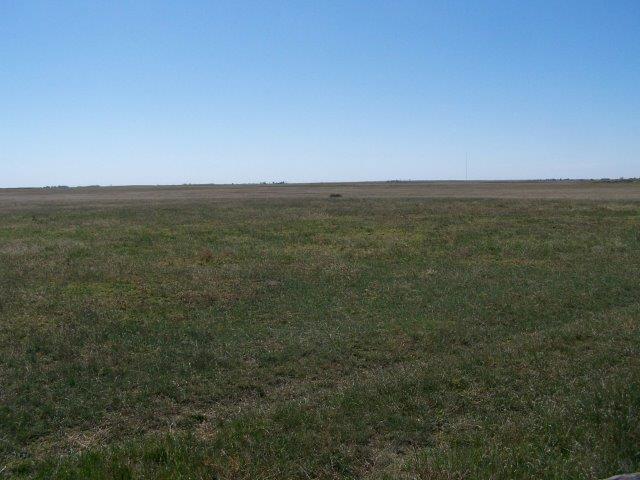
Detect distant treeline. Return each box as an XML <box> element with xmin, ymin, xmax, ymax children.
<box><xmin>532</xmin><ymin>178</ymin><xmax>640</xmax><ymax>183</ymax></box>
<box><xmin>36</xmin><ymin>178</ymin><xmax>640</xmax><ymax>189</ymax></box>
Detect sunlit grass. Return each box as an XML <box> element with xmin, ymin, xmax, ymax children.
<box><xmin>1</xmin><ymin>198</ymin><xmax>638</xmax><ymax>478</ymax></box>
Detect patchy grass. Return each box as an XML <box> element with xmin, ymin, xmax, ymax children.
<box><xmin>0</xmin><ymin>198</ymin><xmax>639</xmax><ymax>479</ymax></box>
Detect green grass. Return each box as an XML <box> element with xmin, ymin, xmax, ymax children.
<box><xmin>1</xmin><ymin>198</ymin><xmax>638</xmax><ymax>479</ymax></box>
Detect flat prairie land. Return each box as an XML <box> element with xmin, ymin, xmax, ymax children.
<box><xmin>0</xmin><ymin>182</ymin><xmax>639</xmax><ymax>479</ymax></box>
<box><xmin>2</xmin><ymin>180</ymin><xmax>640</xmax><ymax>208</ymax></box>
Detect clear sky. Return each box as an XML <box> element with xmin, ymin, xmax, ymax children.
<box><xmin>1</xmin><ymin>1</ymin><xmax>639</xmax><ymax>187</ymax></box>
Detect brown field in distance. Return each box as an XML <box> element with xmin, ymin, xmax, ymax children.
<box><xmin>1</xmin><ymin>180</ymin><xmax>639</xmax><ymax>209</ymax></box>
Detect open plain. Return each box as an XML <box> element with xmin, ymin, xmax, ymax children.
<box><xmin>1</xmin><ymin>181</ymin><xmax>639</xmax><ymax>479</ymax></box>
<box><xmin>2</xmin><ymin>181</ymin><xmax>640</xmax><ymax>210</ymax></box>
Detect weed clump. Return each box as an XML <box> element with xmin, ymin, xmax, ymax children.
<box><xmin>198</xmin><ymin>248</ymin><xmax>214</xmax><ymax>263</ymax></box>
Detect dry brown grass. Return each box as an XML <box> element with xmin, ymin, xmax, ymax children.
<box><xmin>1</xmin><ymin>180</ymin><xmax>639</xmax><ymax>211</ymax></box>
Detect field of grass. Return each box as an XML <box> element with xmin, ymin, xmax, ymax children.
<box><xmin>1</xmin><ymin>192</ymin><xmax>639</xmax><ymax>478</ymax></box>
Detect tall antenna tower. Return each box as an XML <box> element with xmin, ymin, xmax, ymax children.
<box><xmin>465</xmin><ymin>152</ymin><xmax>469</xmax><ymax>181</ymax></box>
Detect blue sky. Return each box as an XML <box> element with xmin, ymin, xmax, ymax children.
<box><xmin>1</xmin><ymin>1</ymin><xmax>639</xmax><ymax>187</ymax></box>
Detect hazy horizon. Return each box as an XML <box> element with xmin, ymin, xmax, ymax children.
<box><xmin>2</xmin><ymin>1</ymin><xmax>639</xmax><ymax>188</ymax></box>
<box><xmin>5</xmin><ymin>177</ymin><xmax>640</xmax><ymax>191</ymax></box>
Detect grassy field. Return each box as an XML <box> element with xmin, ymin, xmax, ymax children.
<box><xmin>1</xmin><ymin>185</ymin><xmax>639</xmax><ymax>478</ymax></box>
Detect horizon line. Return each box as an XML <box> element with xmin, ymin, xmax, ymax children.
<box><xmin>2</xmin><ymin>177</ymin><xmax>639</xmax><ymax>191</ymax></box>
